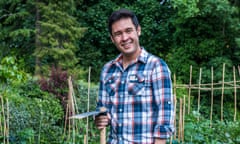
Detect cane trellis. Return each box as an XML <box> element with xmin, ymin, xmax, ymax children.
<box><xmin>174</xmin><ymin>64</ymin><xmax>239</xmax><ymax>142</ymax></box>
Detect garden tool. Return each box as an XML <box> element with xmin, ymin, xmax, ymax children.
<box><xmin>69</xmin><ymin>106</ymin><xmax>108</xmax><ymax>144</ymax></box>
<box><xmin>69</xmin><ymin>106</ymin><xmax>108</xmax><ymax>119</ymax></box>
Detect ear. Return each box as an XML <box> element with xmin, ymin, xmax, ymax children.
<box><xmin>110</xmin><ymin>35</ymin><xmax>114</xmax><ymax>43</ymax></box>
<box><xmin>137</xmin><ymin>26</ymin><xmax>141</xmax><ymax>36</ymax></box>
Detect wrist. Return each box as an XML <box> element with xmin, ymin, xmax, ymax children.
<box><xmin>154</xmin><ymin>138</ymin><xmax>166</xmax><ymax>144</ymax></box>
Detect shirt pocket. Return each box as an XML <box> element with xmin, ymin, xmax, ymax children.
<box><xmin>128</xmin><ymin>73</ymin><xmax>146</xmax><ymax>96</ymax></box>
<box><xmin>104</xmin><ymin>75</ymin><xmax>118</xmax><ymax>97</ymax></box>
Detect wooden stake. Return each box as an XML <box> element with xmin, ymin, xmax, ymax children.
<box><xmin>178</xmin><ymin>98</ymin><xmax>183</xmax><ymax>142</ymax></box>
<box><xmin>210</xmin><ymin>67</ymin><xmax>214</xmax><ymax>127</ymax></box>
<box><xmin>64</xmin><ymin>103</ymin><xmax>68</xmax><ymax>139</ymax></box>
<box><xmin>0</xmin><ymin>96</ymin><xmax>2</xmax><ymax>137</ymax></box>
<box><xmin>173</xmin><ymin>74</ymin><xmax>177</xmax><ymax>139</ymax></box>
<box><xmin>86</xmin><ymin>67</ymin><xmax>91</xmax><ymax>144</ymax></box>
<box><xmin>197</xmin><ymin>68</ymin><xmax>202</xmax><ymax>121</ymax></box>
<box><xmin>182</xmin><ymin>95</ymin><xmax>186</xmax><ymax>142</ymax></box>
<box><xmin>238</xmin><ymin>65</ymin><xmax>240</xmax><ymax>76</ymax></box>
<box><xmin>233</xmin><ymin>66</ymin><xmax>237</xmax><ymax>122</ymax></box>
<box><xmin>6</xmin><ymin>99</ymin><xmax>9</xmax><ymax>144</ymax></box>
<box><xmin>188</xmin><ymin>65</ymin><xmax>192</xmax><ymax>114</ymax></box>
<box><xmin>1</xmin><ymin>95</ymin><xmax>6</xmax><ymax>144</ymax></box>
<box><xmin>84</xmin><ymin>135</ymin><xmax>87</xmax><ymax>144</ymax></box>
<box><xmin>221</xmin><ymin>63</ymin><xmax>225</xmax><ymax>121</ymax></box>
<box><xmin>68</xmin><ymin>76</ymin><xmax>76</xmax><ymax>143</ymax></box>
<box><xmin>68</xmin><ymin>76</ymin><xmax>76</xmax><ymax>116</ymax></box>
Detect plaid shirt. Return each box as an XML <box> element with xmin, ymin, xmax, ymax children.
<box><xmin>97</xmin><ymin>48</ymin><xmax>175</xmax><ymax>144</ymax></box>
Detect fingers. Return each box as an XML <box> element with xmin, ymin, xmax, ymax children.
<box><xmin>94</xmin><ymin>114</ymin><xmax>110</xmax><ymax>129</ymax></box>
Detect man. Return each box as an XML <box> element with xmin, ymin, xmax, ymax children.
<box><xmin>95</xmin><ymin>8</ymin><xmax>175</xmax><ymax>144</ymax></box>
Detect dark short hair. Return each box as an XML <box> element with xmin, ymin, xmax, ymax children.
<box><xmin>108</xmin><ymin>8</ymin><xmax>139</xmax><ymax>35</ymax></box>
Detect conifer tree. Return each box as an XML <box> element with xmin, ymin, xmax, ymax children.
<box><xmin>34</xmin><ymin>0</ymin><xmax>85</xmax><ymax>76</ymax></box>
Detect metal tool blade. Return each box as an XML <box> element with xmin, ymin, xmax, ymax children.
<box><xmin>69</xmin><ymin>107</ymin><xmax>108</xmax><ymax>119</ymax></box>
<box><xmin>69</xmin><ymin>111</ymin><xmax>101</xmax><ymax>119</ymax></box>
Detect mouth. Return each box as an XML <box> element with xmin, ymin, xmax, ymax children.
<box><xmin>121</xmin><ymin>41</ymin><xmax>132</xmax><ymax>49</ymax></box>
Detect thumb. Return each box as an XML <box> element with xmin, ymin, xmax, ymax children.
<box><xmin>107</xmin><ymin>113</ymin><xmax>111</xmax><ymax>120</ymax></box>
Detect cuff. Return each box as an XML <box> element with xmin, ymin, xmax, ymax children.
<box><xmin>153</xmin><ymin>125</ymin><xmax>175</xmax><ymax>139</ymax></box>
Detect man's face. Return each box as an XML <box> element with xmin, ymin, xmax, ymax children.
<box><xmin>110</xmin><ymin>18</ymin><xmax>141</xmax><ymax>57</ymax></box>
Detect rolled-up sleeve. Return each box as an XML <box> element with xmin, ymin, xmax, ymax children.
<box><xmin>152</xmin><ymin>59</ymin><xmax>175</xmax><ymax>139</ymax></box>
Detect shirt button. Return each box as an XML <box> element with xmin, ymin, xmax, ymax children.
<box><xmin>119</xmin><ymin>109</ymin><xmax>122</xmax><ymax>112</ymax></box>
<box><xmin>118</xmin><ymin>123</ymin><xmax>122</xmax><ymax>127</ymax></box>
<box><xmin>121</xmin><ymin>81</ymin><xmax>124</xmax><ymax>84</ymax></box>
<box><xmin>168</xmin><ymin>101</ymin><xmax>171</xmax><ymax>104</ymax></box>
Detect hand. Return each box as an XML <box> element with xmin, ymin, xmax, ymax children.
<box><xmin>94</xmin><ymin>113</ymin><xmax>110</xmax><ymax>129</ymax></box>
<box><xmin>154</xmin><ymin>138</ymin><xmax>166</xmax><ymax>144</ymax></box>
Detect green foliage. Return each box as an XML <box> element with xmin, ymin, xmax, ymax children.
<box><xmin>62</xmin><ymin>80</ymin><xmax>100</xmax><ymax>143</ymax></box>
<box><xmin>76</xmin><ymin>0</ymin><xmax>118</xmax><ymax>82</ymax></box>
<box><xmin>1</xmin><ymin>79</ymin><xmax>64</xmax><ymax>144</ymax></box>
<box><xmin>0</xmin><ymin>0</ymin><xmax>36</xmax><ymax>71</ymax></box>
<box><xmin>171</xmin><ymin>0</ymin><xmax>200</xmax><ymax>19</ymax></box>
<box><xmin>75</xmin><ymin>80</ymin><xmax>98</xmax><ymax>113</ymax></box>
<box><xmin>168</xmin><ymin>0</ymin><xmax>240</xmax><ymax>83</ymax></box>
<box><xmin>183</xmin><ymin>113</ymin><xmax>240</xmax><ymax>143</ymax></box>
<box><xmin>0</xmin><ymin>56</ymin><xmax>29</xmax><ymax>84</ymax></box>
<box><xmin>39</xmin><ymin>66</ymin><xmax>69</xmax><ymax>113</ymax></box>
<box><xmin>34</xmin><ymin>1</ymin><xmax>86</xmax><ymax>75</ymax></box>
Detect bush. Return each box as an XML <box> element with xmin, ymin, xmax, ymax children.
<box><xmin>1</xmin><ymin>79</ymin><xmax>64</xmax><ymax>144</ymax></box>
<box><xmin>39</xmin><ymin>66</ymin><xmax>69</xmax><ymax>114</ymax></box>
<box><xmin>182</xmin><ymin>112</ymin><xmax>240</xmax><ymax>143</ymax></box>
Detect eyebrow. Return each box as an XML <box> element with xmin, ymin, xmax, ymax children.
<box><xmin>113</xmin><ymin>27</ymin><xmax>134</xmax><ymax>36</ymax></box>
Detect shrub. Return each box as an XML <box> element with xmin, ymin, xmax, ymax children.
<box><xmin>183</xmin><ymin>112</ymin><xmax>240</xmax><ymax>143</ymax></box>
<box><xmin>39</xmin><ymin>66</ymin><xmax>69</xmax><ymax>114</ymax></box>
<box><xmin>1</xmin><ymin>79</ymin><xmax>64</xmax><ymax>144</ymax></box>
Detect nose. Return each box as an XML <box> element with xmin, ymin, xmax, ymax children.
<box><xmin>121</xmin><ymin>32</ymin><xmax>128</xmax><ymax>41</ymax></box>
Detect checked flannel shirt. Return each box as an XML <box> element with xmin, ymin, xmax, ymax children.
<box><xmin>97</xmin><ymin>48</ymin><xmax>175</xmax><ymax>144</ymax></box>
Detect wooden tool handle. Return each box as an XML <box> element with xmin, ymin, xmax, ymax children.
<box><xmin>100</xmin><ymin>127</ymin><xmax>106</xmax><ymax>144</ymax></box>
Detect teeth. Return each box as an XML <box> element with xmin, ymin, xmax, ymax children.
<box><xmin>122</xmin><ymin>41</ymin><xmax>131</xmax><ymax>46</ymax></box>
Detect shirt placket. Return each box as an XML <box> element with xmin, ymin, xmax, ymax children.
<box><xmin>116</xmin><ymin>70</ymin><xmax>128</xmax><ymax>143</ymax></box>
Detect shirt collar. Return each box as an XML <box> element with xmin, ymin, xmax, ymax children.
<box><xmin>112</xmin><ymin>47</ymin><xmax>149</xmax><ymax>65</ymax></box>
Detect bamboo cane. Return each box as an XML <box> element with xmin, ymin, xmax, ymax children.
<box><xmin>197</xmin><ymin>68</ymin><xmax>202</xmax><ymax>121</ymax></box>
<box><xmin>173</xmin><ymin>74</ymin><xmax>177</xmax><ymax>139</ymax></box>
<box><xmin>64</xmin><ymin>103</ymin><xmax>68</xmax><ymax>139</ymax></box>
<box><xmin>210</xmin><ymin>67</ymin><xmax>214</xmax><ymax>127</ymax></box>
<box><xmin>188</xmin><ymin>65</ymin><xmax>192</xmax><ymax>114</ymax></box>
<box><xmin>84</xmin><ymin>135</ymin><xmax>87</xmax><ymax>144</ymax></box>
<box><xmin>238</xmin><ymin>65</ymin><xmax>240</xmax><ymax>76</ymax></box>
<box><xmin>68</xmin><ymin>76</ymin><xmax>76</xmax><ymax>144</ymax></box>
<box><xmin>182</xmin><ymin>95</ymin><xmax>185</xmax><ymax>142</ymax></box>
<box><xmin>72</xmin><ymin>78</ymin><xmax>80</xmax><ymax>135</ymax></box>
<box><xmin>233</xmin><ymin>66</ymin><xmax>237</xmax><ymax>122</ymax></box>
<box><xmin>7</xmin><ymin>99</ymin><xmax>9</xmax><ymax>144</ymax></box>
<box><xmin>221</xmin><ymin>63</ymin><xmax>225</xmax><ymax>121</ymax></box>
<box><xmin>178</xmin><ymin>98</ymin><xmax>182</xmax><ymax>142</ymax></box>
<box><xmin>0</xmin><ymin>96</ymin><xmax>2</xmax><ymax>139</ymax></box>
<box><xmin>1</xmin><ymin>95</ymin><xmax>6</xmax><ymax>144</ymax></box>
<box><xmin>86</xmin><ymin>67</ymin><xmax>91</xmax><ymax>144</ymax></box>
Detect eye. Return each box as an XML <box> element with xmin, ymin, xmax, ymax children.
<box><xmin>113</xmin><ymin>32</ymin><xmax>122</xmax><ymax>37</ymax></box>
<box><xmin>126</xmin><ymin>28</ymin><xmax>133</xmax><ymax>33</ymax></box>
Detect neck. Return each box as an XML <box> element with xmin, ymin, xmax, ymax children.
<box><xmin>122</xmin><ymin>47</ymin><xmax>141</xmax><ymax>69</ymax></box>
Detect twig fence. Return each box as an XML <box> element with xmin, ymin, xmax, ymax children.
<box><xmin>174</xmin><ymin>64</ymin><xmax>240</xmax><ymax>142</ymax></box>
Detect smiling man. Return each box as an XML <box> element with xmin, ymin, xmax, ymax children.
<box><xmin>94</xmin><ymin>9</ymin><xmax>175</xmax><ymax>144</ymax></box>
